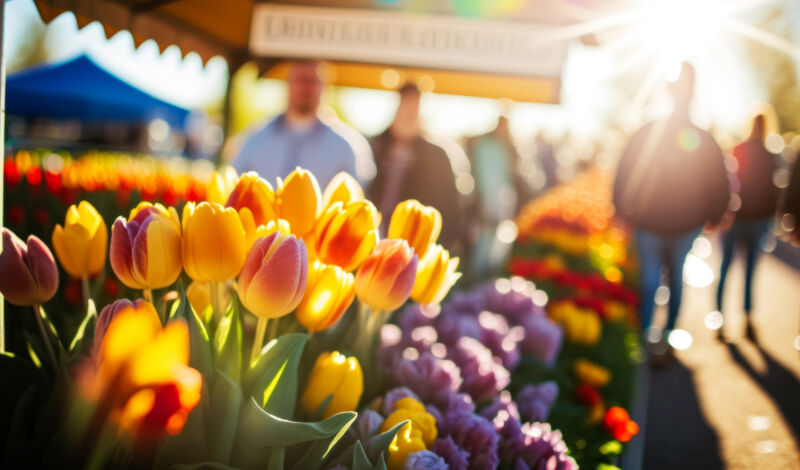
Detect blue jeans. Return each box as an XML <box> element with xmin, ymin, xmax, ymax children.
<box><xmin>636</xmin><ymin>228</ymin><xmax>701</xmax><ymax>333</ymax></box>
<box><xmin>716</xmin><ymin>219</ymin><xmax>769</xmax><ymax>314</ymax></box>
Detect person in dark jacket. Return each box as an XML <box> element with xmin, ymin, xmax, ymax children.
<box><xmin>613</xmin><ymin>63</ymin><xmax>730</xmax><ymax>348</ymax></box>
<box><xmin>366</xmin><ymin>83</ymin><xmax>463</xmax><ymax>252</ymax></box>
<box><xmin>715</xmin><ymin>113</ymin><xmax>778</xmax><ymax>341</ymax></box>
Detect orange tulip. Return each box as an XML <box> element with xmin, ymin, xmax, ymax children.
<box><xmin>82</xmin><ymin>301</ymin><xmax>201</xmax><ymax>446</ymax></box>
<box><xmin>322</xmin><ymin>171</ymin><xmax>364</xmax><ymax>208</ymax></box>
<box><xmin>315</xmin><ymin>201</ymin><xmax>379</xmax><ymax>272</ymax></box>
<box><xmin>226</xmin><ymin>172</ymin><xmax>278</xmax><ymax>227</ymax></box>
<box><xmin>355</xmin><ymin>239</ymin><xmax>417</xmax><ymax>311</ymax></box>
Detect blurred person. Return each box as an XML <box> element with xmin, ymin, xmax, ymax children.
<box><xmin>232</xmin><ymin>60</ymin><xmax>373</xmax><ymax>188</ymax></box>
<box><xmin>367</xmin><ymin>83</ymin><xmax>463</xmax><ymax>251</ymax></box>
<box><xmin>613</xmin><ymin>63</ymin><xmax>729</xmax><ymax>357</ymax></box>
<box><xmin>715</xmin><ymin>114</ymin><xmax>779</xmax><ymax>341</ymax></box>
<box><xmin>466</xmin><ymin>113</ymin><xmax>531</xmax><ymax>278</ymax></box>
<box><xmin>534</xmin><ymin>132</ymin><xmax>559</xmax><ymax>189</ymax></box>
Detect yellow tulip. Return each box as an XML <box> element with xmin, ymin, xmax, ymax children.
<box><xmin>322</xmin><ymin>171</ymin><xmax>364</xmax><ymax>208</ymax></box>
<box><xmin>206</xmin><ymin>166</ymin><xmax>238</xmax><ymax>205</ymax></box>
<box><xmin>387</xmin><ymin>422</ymin><xmax>427</xmax><ymax>470</ymax></box>
<box><xmin>380</xmin><ymin>397</ymin><xmax>437</xmax><ymax>447</ymax></box>
<box><xmin>410</xmin><ymin>244</ymin><xmax>461</xmax><ymax>306</ymax></box>
<box><xmin>276</xmin><ymin>168</ymin><xmax>321</xmax><ymax>237</ymax></box>
<box><xmin>296</xmin><ymin>260</ymin><xmax>355</xmax><ymax>332</ymax></box>
<box><xmin>299</xmin><ymin>351</ymin><xmax>363</xmax><ymax>419</ymax></box>
<box><xmin>226</xmin><ymin>172</ymin><xmax>278</xmax><ymax>227</ymax></box>
<box><xmin>315</xmin><ymin>200</ymin><xmax>379</xmax><ymax>272</ymax></box>
<box><xmin>388</xmin><ymin>200</ymin><xmax>442</xmax><ymax>259</ymax></box>
<box><xmin>83</xmin><ymin>301</ymin><xmax>201</xmax><ymax>444</ymax></box>
<box><xmin>52</xmin><ymin>200</ymin><xmax>107</xmax><ymax>278</ymax></box>
<box><xmin>238</xmin><ymin>203</ymin><xmax>292</xmax><ymax>249</ymax></box>
<box><xmin>574</xmin><ymin>359</ymin><xmax>611</xmax><ymax>388</ymax></box>
<box><xmin>355</xmin><ymin>239</ymin><xmax>417</xmax><ymax>311</ymax></box>
<box><xmin>182</xmin><ymin>202</ymin><xmax>247</xmax><ymax>282</ymax></box>
<box><xmin>110</xmin><ymin>202</ymin><xmax>182</xmax><ymax>290</ymax></box>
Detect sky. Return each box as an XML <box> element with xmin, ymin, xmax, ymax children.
<box><xmin>5</xmin><ymin>0</ymin><xmax>800</xmax><ymax>144</ymax></box>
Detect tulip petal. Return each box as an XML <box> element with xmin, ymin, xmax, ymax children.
<box><xmin>244</xmin><ymin>237</ymin><xmax>307</xmax><ymax>318</ymax></box>
<box><xmin>111</xmin><ymin>218</ymin><xmax>145</xmax><ymax>289</ymax></box>
<box><xmin>0</xmin><ymin>229</ymin><xmax>38</xmax><ymax>305</ymax></box>
<box><xmin>25</xmin><ymin>234</ymin><xmax>59</xmax><ymax>302</ymax></box>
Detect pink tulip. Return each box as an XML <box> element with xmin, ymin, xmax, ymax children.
<box><xmin>0</xmin><ymin>228</ymin><xmax>58</xmax><ymax>306</ymax></box>
<box><xmin>355</xmin><ymin>239</ymin><xmax>418</xmax><ymax>311</ymax></box>
<box><xmin>238</xmin><ymin>233</ymin><xmax>308</xmax><ymax>319</ymax></box>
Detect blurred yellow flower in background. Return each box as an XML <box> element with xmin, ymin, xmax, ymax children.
<box><xmin>276</xmin><ymin>168</ymin><xmax>321</xmax><ymax>237</ymax></box>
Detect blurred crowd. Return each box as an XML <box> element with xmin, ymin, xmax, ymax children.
<box><xmin>229</xmin><ymin>60</ymin><xmax>800</xmax><ymax>330</ymax></box>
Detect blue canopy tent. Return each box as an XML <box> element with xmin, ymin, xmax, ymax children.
<box><xmin>6</xmin><ymin>54</ymin><xmax>189</xmax><ymax>128</ymax></box>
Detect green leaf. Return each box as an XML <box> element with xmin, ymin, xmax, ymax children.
<box><xmin>363</xmin><ymin>421</ymin><xmax>406</xmax><ymax>464</ymax></box>
<box><xmin>155</xmin><ymin>397</ymin><xmax>209</xmax><ymax>470</ymax></box>
<box><xmin>206</xmin><ymin>370</ymin><xmax>242</xmax><ymax>463</ymax></box>
<box><xmin>68</xmin><ymin>298</ymin><xmax>97</xmax><ymax>358</ymax></box>
<box><xmin>287</xmin><ymin>399</ymin><xmax>359</xmax><ymax>470</ymax></box>
<box><xmin>232</xmin><ymin>398</ymin><xmax>356</xmax><ymax>470</ymax></box>
<box><xmin>214</xmin><ymin>296</ymin><xmax>242</xmax><ymax>383</ymax></box>
<box><xmin>172</xmin><ymin>283</ymin><xmax>214</xmax><ymax>379</ymax></box>
<box><xmin>599</xmin><ymin>439</ymin><xmax>623</xmax><ymax>456</ymax></box>
<box><xmin>351</xmin><ymin>441</ymin><xmax>373</xmax><ymax>470</ymax></box>
<box><xmin>243</xmin><ymin>333</ymin><xmax>307</xmax><ymax>418</ymax></box>
<box><xmin>267</xmin><ymin>447</ymin><xmax>285</xmax><ymax>470</ymax></box>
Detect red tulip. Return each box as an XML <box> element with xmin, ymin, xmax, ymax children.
<box><xmin>0</xmin><ymin>228</ymin><xmax>59</xmax><ymax>306</ymax></box>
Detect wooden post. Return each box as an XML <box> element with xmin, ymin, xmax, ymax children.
<box><xmin>1</xmin><ymin>0</ymin><xmax>7</xmax><ymax>353</ymax></box>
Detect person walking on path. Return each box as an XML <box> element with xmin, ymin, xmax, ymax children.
<box><xmin>715</xmin><ymin>113</ymin><xmax>779</xmax><ymax>341</ymax></box>
<box><xmin>613</xmin><ymin>63</ymin><xmax>730</xmax><ymax>357</ymax></box>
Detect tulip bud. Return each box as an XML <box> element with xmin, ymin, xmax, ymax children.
<box><xmin>0</xmin><ymin>228</ymin><xmax>58</xmax><ymax>306</ymax></box>
<box><xmin>355</xmin><ymin>239</ymin><xmax>417</xmax><ymax>311</ymax></box>
<box><xmin>322</xmin><ymin>171</ymin><xmax>364</xmax><ymax>208</ymax></box>
<box><xmin>226</xmin><ymin>172</ymin><xmax>278</xmax><ymax>227</ymax></box>
<box><xmin>182</xmin><ymin>202</ymin><xmax>247</xmax><ymax>282</ymax></box>
<box><xmin>238</xmin><ymin>232</ymin><xmax>308</xmax><ymax>319</ymax></box>
<box><xmin>239</xmin><ymin>208</ymin><xmax>293</xmax><ymax>250</ymax></box>
<box><xmin>300</xmin><ymin>351</ymin><xmax>363</xmax><ymax>419</ymax></box>
<box><xmin>52</xmin><ymin>200</ymin><xmax>107</xmax><ymax>278</ymax></box>
<box><xmin>206</xmin><ymin>166</ymin><xmax>238</xmax><ymax>205</ymax></box>
<box><xmin>315</xmin><ymin>200</ymin><xmax>379</xmax><ymax>272</ymax></box>
<box><xmin>296</xmin><ymin>260</ymin><xmax>355</xmax><ymax>332</ymax></box>
<box><xmin>276</xmin><ymin>168</ymin><xmax>321</xmax><ymax>237</ymax></box>
<box><xmin>410</xmin><ymin>244</ymin><xmax>461</xmax><ymax>306</ymax></box>
<box><xmin>388</xmin><ymin>200</ymin><xmax>442</xmax><ymax>259</ymax></box>
<box><xmin>110</xmin><ymin>202</ymin><xmax>182</xmax><ymax>290</ymax></box>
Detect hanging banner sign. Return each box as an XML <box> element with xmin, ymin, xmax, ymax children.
<box><xmin>249</xmin><ymin>3</ymin><xmax>567</xmax><ymax>78</ymax></box>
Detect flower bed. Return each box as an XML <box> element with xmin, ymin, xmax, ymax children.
<box><xmin>0</xmin><ymin>161</ymin><xmax>580</xmax><ymax>470</ymax></box>
<box><xmin>509</xmin><ymin>169</ymin><xmax>641</xmax><ymax>468</ymax></box>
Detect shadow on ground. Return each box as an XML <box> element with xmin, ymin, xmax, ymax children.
<box><xmin>644</xmin><ymin>359</ymin><xmax>725</xmax><ymax>470</ymax></box>
<box><xmin>726</xmin><ymin>340</ymin><xmax>800</xmax><ymax>452</ymax></box>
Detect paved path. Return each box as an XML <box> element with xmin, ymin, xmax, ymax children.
<box><xmin>641</xmin><ymin>237</ymin><xmax>800</xmax><ymax>470</ymax></box>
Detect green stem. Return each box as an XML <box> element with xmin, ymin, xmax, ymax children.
<box><xmin>210</xmin><ymin>282</ymin><xmax>223</xmax><ymax>325</ymax></box>
<box><xmin>268</xmin><ymin>317</ymin><xmax>280</xmax><ymax>341</ymax></box>
<box><xmin>142</xmin><ymin>288</ymin><xmax>154</xmax><ymax>305</ymax></box>
<box><xmin>81</xmin><ymin>276</ymin><xmax>91</xmax><ymax>313</ymax></box>
<box><xmin>251</xmin><ymin>317</ymin><xmax>268</xmax><ymax>366</ymax></box>
<box><xmin>32</xmin><ymin>304</ymin><xmax>57</xmax><ymax>367</ymax></box>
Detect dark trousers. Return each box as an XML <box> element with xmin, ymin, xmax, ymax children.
<box><xmin>716</xmin><ymin>219</ymin><xmax>769</xmax><ymax>314</ymax></box>
<box><xmin>636</xmin><ymin>228</ymin><xmax>701</xmax><ymax>333</ymax></box>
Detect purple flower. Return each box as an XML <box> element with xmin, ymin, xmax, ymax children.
<box><xmin>435</xmin><ymin>311</ymin><xmax>483</xmax><ymax>347</ymax></box>
<box><xmin>517</xmin><ymin>422</ymin><xmax>578</xmax><ymax>470</ymax></box>
<box><xmin>447</xmin><ymin>337</ymin><xmax>510</xmax><ymax>403</ymax></box>
<box><xmin>403</xmin><ymin>450</ymin><xmax>448</xmax><ymax>470</ymax></box>
<box><xmin>497</xmin><ymin>416</ymin><xmax>527</xmax><ymax>462</ymax></box>
<box><xmin>477</xmin><ymin>311</ymin><xmax>521</xmax><ymax>370</ymax></box>
<box><xmin>445</xmin><ymin>412</ymin><xmax>500</xmax><ymax>470</ymax></box>
<box><xmin>482</xmin><ymin>284</ymin><xmax>540</xmax><ymax>320</ymax></box>
<box><xmin>443</xmin><ymin>393</ymin><xmax>476</xmax><ymax>424</ymax></box>
<box><xmin>433</xmin><ymin>436</ymin><xmax>470</xmax><ymax>470</ymax></box>
<box><xmin>517</xmin><ymin>381</ymin><xmax>559</xmax><ymax>423</ymax></box>
<box><xmin>516</xmin><ymin>314</ymin><xmax>563</xmax><ymax>366</ymax></box>
<box><xmin>397</xmin><ymin>303</ymin><xmax>440</xmax><ymax>331</ymax></box>
<box><xmin>480</xmin><ymin>390</ymin><xmax>520</xmax><ymax>423</ymax></box>
<box><xmin>382</xmin><ymin>387</ymin><xmax>421</xmax><ymax>416</ymax></box>
<box><xmin>390</xmin><ymin>350</ymin><xmax>463</xmax><ymax>410</ymax></box>
<box><xmin>349</xmin><ymin>408</ymin><xmax>384</xmax><ymax>442</ymax></box>
<box><xmin>445</xmin><ymin>290</ymin><xmax>487</xmax><ymax>315</ymax></box>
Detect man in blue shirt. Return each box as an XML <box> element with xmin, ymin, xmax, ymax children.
<box><xmin>233</xmin><ymin>60</ymin><xmax>373</xmax><ymax>188</ymax></box>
